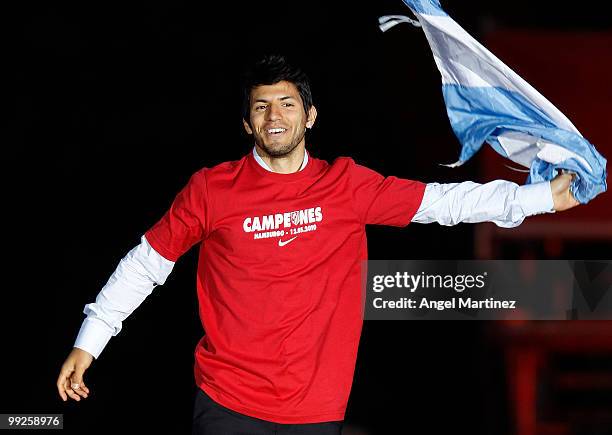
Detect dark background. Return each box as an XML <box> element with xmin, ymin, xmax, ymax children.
<box><xmin>10</xmin><ymin>1</ymin><xmax>611</xmax><ymax>434</ymax></box>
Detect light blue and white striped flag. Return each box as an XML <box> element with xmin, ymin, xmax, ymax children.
<box><xmin>380</xmin><ymin>0</ymin><xmax>607</xmax><ymax>204</ymax></box>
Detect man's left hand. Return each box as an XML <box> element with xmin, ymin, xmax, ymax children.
<box><xmin>550</xmin><ymin>172</ymin><xmax>580</xmax><ymax>212</ymax></box>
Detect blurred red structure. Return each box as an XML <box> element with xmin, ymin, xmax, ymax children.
<box><xmin>475</xmin><ymin>31</ymin><xmax>612</xmax><ymax>259</ymax></box>
<box><xmin>492</xmin><ymin>321</ymin><xmax>612</xmax><ymax>435</ymax></box>
<box><xmin>481</xmin><ymin>31</ymin><xmax>612</xmax><ymax>435</ymax></box>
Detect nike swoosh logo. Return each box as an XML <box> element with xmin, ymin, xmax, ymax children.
<box><xmin>278</xmin><ymin>236</ymin><xmax>298</xmax><ymax>247</ymax></box>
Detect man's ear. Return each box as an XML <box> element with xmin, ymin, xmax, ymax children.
<box><xmin>243</xmin><ymin>119</ymin><xmax>253</xmax><ymax>135</ymax></box>
<box><xmin>306</xmin><ymin>105</ymin><xmax>318</xmax><ymax>129</ymax></box>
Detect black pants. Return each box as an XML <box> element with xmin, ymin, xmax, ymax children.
<box><xmin>192</xmin><ymin>387</ymin><xmax>343</xmax><ymax>435</ymax></box>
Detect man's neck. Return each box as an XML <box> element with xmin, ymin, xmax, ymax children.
<box><xmin>254</xmin><ymin>145</ymin><xmax>307</xmax><ymax>174</ymax></box>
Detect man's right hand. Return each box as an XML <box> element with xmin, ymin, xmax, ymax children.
<box><xmin>56</xmin><ymin>347</ymin><xmax>93</xmax><ymax>402</ymax></box>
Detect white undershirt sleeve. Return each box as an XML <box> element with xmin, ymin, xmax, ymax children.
<box><xmin>73</xmin><ymin>235</ymin><xmax>175</xmax><ymax>359</ymax></box>
<box><xmin>411</xmin><ymin>180</ymin><xmax>555</xmax><ymax>228</ymax></box>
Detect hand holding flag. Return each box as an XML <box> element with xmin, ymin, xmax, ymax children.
<box><xmin>380</xmin><ymin>0</ymin><xmax>607</xmax><ymax>205</ymax></box>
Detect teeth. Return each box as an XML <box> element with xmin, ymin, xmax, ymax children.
<box><xmin>267</xmin><ymin>128</ymin><xmax>286</xmax><ymax>134</ymax></box>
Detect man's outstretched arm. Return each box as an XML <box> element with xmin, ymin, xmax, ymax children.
<box><xmin>56</xmin><ymin>235</ymin><xmax>174</xmax><ymax>402</ymax></box>
<box><xmin>412</xmin><ymin>172</ymin><xmax>578</xmax><ymax>227</ymax></box>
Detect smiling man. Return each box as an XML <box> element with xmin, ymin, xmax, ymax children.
<box><xmin>245</xmin><ymin>79</ymin><xmax>317</xmax><ymax>165</ymax></box>
<box><xmin>57</xmin><ymin>55</ymin><xmax>579</xmax><ymax>435</ymax></box>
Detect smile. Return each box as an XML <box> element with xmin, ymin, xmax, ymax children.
<box><xmin>266</xmin><ymin>128</ymin><xmax>287</xmax><ymax>135</ymax></box>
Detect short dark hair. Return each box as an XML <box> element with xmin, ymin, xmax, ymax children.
<box><xmin>241</xmin><ymin>54</ymin><xmax>313</xmax><ymax>123</ymax></box>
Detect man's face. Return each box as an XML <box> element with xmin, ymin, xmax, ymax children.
<box><xmin>243</xmin><ymin>81</ymin><xmax>316</xmax><ymax>158</ymax></box>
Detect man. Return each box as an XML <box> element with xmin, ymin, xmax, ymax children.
<box><xmin>57</xmin><ymin>55</ymin><xmax>578</xmax><ymax>434</ymax></box>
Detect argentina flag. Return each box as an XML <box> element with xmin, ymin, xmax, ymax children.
<box><xmin>379</xmin><ymin>0</ymin><xmax>607</xmax><ymax>204</ymax></box>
